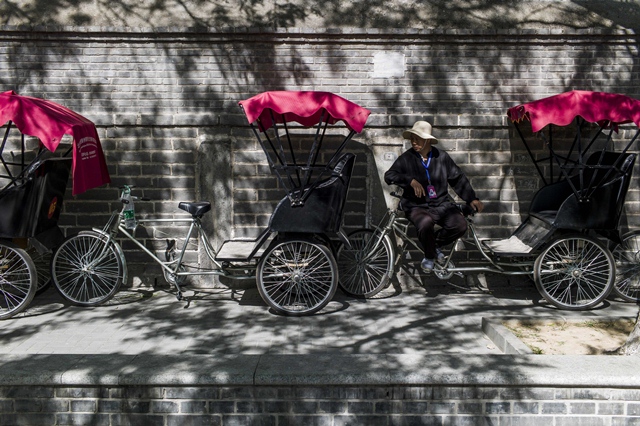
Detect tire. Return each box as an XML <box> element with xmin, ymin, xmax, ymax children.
<box><xmin>336</xmin><ymin>229</ymin><xmax>394</xmax><ymax>297</ymax></box>
<box><xmin>612</xmin><ymin>230</ymin><xmax>640</xmax><ymax>302</ymax></box>
<box><xmin>0</xmin><ymin>241</ymin><xmax>37</xmax><ymax>320</ymax></box>
<box><xmin>534</xmin><ymin>234</ymin><xmax>615</xmax><ymax>310</ymax></box>
<box><xmin>28</xmin><ymin>249</ymin><xmax>52</xmax><ymax>295</ymax></box>
<box><xmin>257</xmin><ymin>238</ymin><xmax>338</xmax><ymax>316</ymax></box>
<box><xmin>51</xmin><ymin>231</ymin><xmax>125</xmax><ymax>306</ymax></box>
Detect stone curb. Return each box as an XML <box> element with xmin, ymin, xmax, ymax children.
<box><xmin>2</xmin><ymin>353</ymin><xmax>640</xmax><ymax>388</ymax></box>
<box><xmin>482</xmin><ymin>317</ymin><xmax>534</xmax><ymax>355</ymax></box>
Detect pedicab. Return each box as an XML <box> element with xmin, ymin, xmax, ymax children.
<box><xmin>337</xmin><ymin>90</ymin><xmax>638</xmax><ymax>310</ymax></box>
<box><xmin>49</xmin><ymin>91</ymin><xmax>369</xmax><ymax>316</ymax></box>
<box><xmin>238</xmin><ymin>91</ymin><xmax>370</xmax><ymax>314</ymax></box>
<box><xmin>0</xmin><ymin>90</ymin><xmax>110</xmax><ymax>319</ymax></box>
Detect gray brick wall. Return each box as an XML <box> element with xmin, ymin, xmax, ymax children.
<box><xmin>2</xmin><ymin>26</ymin><xmax>640</xmax><ymax>280</ymax></box>
<box><xmin>1</xmin><ymin>385</ymin><xmax>640</xmax><ymax>425</ymax></box>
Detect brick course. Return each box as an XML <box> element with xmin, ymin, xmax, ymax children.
<box><xmin>0</xmin><ymin>385</ymin><xmax>639</xmax><ymax>424</ymax></box>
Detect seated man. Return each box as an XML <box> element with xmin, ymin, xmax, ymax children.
<box><xmin>384</xmin><ymin>121</ymin><xmax>484</xmax><ymax>271</ymax></box>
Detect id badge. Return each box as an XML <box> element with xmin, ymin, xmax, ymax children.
<box><xmin>427</xmin><ymin>185</ymin><xmax>437</xmax><ymax>199</ymax></box>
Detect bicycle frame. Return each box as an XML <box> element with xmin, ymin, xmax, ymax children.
<box><xmin>371</xmin><ymin>202</ymin><xmax>533</xmax><ymax>277</ymax></box>
<box><xmin>88</xmin><ymin>195</ymin><xmax>257</xmax><ymax>295</ymax></box>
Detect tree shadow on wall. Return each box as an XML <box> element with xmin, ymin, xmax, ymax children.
<box><xmin>3</xmin><ymin>0</ymin><xmax>639</xmax><ymax>30</ymax></box>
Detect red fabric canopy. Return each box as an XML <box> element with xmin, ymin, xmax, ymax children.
<box><xmin>507</xmin><ymin>90</ymin><xmax>640</xmax><ymax>133</ymax></box>
<box><xmin>0</xmin><ymin>91</ymin><xmax>110</xmax><ymax>195</ymax></box>
<box><xmin>239</xmin><ymin>91</ymin><xmax>371</xmax><ymax>133</ymax></box>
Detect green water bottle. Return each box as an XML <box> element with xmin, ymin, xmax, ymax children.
<box><xmin>122</xmin><ymin>186</ymin><xmax>136</xmax><ymax>230</ymax></box>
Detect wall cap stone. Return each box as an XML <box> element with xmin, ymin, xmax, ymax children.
<box><xmin>1</xmin><ymin>353</ymin><xmax>638</xmax><ymax>387</ymax></box>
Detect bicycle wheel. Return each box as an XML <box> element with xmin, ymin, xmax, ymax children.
<box><xmin>51</xmin><ymin>231</ymin><xmax>126</xmax><ymax>306</ymax></box>
<box><xmin>257</xmin><ymin>238</ymin><xmax>338</xmax><ymax>316</ymax></box>
<box><xmin>336</xmin><ymin>229</ymin><xmax>394</xmax><ymax>297</ymax></box>
<box><xmin>0</xmin><ymin>241</ymin><xmax>37</xmax><ymax>320</ymax></box>
<box><xmin>612</xmin><ymin>230</ymin><xmax>640</xmax><ymax>302</ymax></box>
<box><xmin>534</xmin><ymin>234</ymin><xmax>615</xmax><ymax>310</ymax></box>
<box><xmin>28</xmin><ymin>248</ymin><xmax>52</xmax><ymax>295</ymax></box>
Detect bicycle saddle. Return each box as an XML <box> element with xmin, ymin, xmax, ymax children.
<box><xmin>178</xmin><ymin>202</ymin><xmax>211</xmax><ymax>218</ymax></box>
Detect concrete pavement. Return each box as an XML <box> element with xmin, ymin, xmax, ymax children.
<box><xmin>1</xmin><ymin>272</ymin><xmax>637</xmax><ymax>357</ymax></box>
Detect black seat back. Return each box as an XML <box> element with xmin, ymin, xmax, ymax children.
<box><xmin>268</xmin><ymin>153</ymin><xmax>356</xmax><ymax>234</ymax></box>
<box><xmin>528</xmin><ymin>151</ymin><xmax>636</xmax><ymax>230</ymax></box>
<box><xmin>0</xmin><ymin>157</ymin><xmax>71</xmax><ymax>238</ymax></box>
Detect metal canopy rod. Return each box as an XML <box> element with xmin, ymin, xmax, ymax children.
<box><xmin>324</xmin><ymin>129</ymin><xmax>355</xmax><ymax>169</ymax></box>
<box><xmin>618</xmin><ymin>126</ymin><xmax>640</xmax><ymax>155</ymax></box>
<box><xmin>310</xmin><ymin>119</ymin><xmax>329</xmax><ymax>173</ymax></box>
<box><xmin>539</xmin><ymin>130</ymin><xmax>584</xmax><ymax>201</ymax></box>
<box><xmin>584</xmin><ymin>127</ymin><xmax>614</xmax><ymax>196</ymax></box>
<box><xmin>584</xmin><ymin>127</ymin><xmax>640</xmax><ymax>200</ymax></box>
<box><xmin>581</xmin><ymin>123</ymin><xmax>606</xmax><ymax>155</ymax></box>
<box><xmin>299</xmin><ymin>129</ymin><xmax>357</xmax><ymax>205</ymax></box>
<box><xmin>282</xmin><ymin>119</ymin><xmax>301</xmax><ymax>187</ymax></box>
<box><xmin>576</xmin><ymin>119</ymin><xmax>585</xmax><ymax>196</ymax></box>
<box><xmin>247</xmin><ymin>121</ymin><xmax>290</xmax><ymax>198</ymax></box>
<box><xmin>21</xmin><ymin>133</ymin><xmax>25</xmax><ymax>171</ymax></box>
<box><xmin>302</xmin><ymin>109</ymin><xmax>327</xmax><ymax>189</ymax></box>
<box><xmin>268</xmin><ymin>109</ymin><xmax>296</xmax><ymax>190</ymax></box>
<box><xmin>557</xmin><ymin>118</ymin><xmax>588</xmax><ymax>181</ymax></box>
<box><xmin>514</xmin><ymin>122</ymin><xmax>547</xmax><ymax>186</ymax></box>
<box><xmin>0</xmin><ymin>121</ymin><xmax>14</xmax><ymax>181</ymax></box>
<box><xmin>549</xmin><ymin>124</ymin><xmax>554</xmax><ymax>183</ymax></box>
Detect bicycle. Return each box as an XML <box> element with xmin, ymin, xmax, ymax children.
<box><xmin>50</xmin><ymin>91</ymin><xmax>372</xmax><ymax>317</ymax></box>
<box><xmin>50</xmin><ymin>185</ymin><xmax>257</xmax><ymax>306</ymax></box>
<box><xmin>336</xmin><ymin>192</ymin><xmax>484</xmax><ymax>298</ymax></box>
<box><xmin>337</xmin><ymin>190</ymin><xmax>620</xmax><ymax>310</ymax></box>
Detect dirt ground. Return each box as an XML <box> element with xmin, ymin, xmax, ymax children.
<box><xmin>503</xmin><ymin>319</ymin><xmax>636</xmax><ymax>355</ymax></box>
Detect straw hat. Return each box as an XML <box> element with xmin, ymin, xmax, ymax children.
<box><xmin>402</xmin><ymin>121</ymin><xmax>437</xmax><ymax>142</ymax></box>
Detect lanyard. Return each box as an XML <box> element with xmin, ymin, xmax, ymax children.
<box><xmin>420</xmin><ymin>151</ymin><xmax>433</xmax><ymax>185</ymax></box>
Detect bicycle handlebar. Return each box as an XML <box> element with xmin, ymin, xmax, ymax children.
<box><xmin>388</xmin><ymin>190</ymin><xmax>476</xmax><ymax>217</ymax></box>
<box><xmin>119</xmin><ymin>185</ymin><xmax>151</xmax><ymax>203</ymax></box>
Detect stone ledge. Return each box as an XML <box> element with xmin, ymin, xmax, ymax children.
<box><xmin>1</xmin><ymin>353</ymin><xmax>639</xmax><ymax>388</ymax></box>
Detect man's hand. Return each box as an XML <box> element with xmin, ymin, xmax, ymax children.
<box><xmin>410</xmin><ymin>179</ymin><xmax>425</xmax><ymax>198</ymax></box>
<box><xmin>470</xmin><ymin>199</ymin><xmax>484</xmax><ymax>213</ymax></box>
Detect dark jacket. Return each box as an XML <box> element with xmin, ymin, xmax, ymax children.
<box><xmin>384</xmin><ymin>147</ymin><xmax>477</xmax><ymax>211</ymax></box>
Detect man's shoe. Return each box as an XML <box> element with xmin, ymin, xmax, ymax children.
<box><xmin>435</xmin><ymin>248</ymin><xmax>446</xmax><ymax>265</ymax></box>
<box><xmin>421</xmin><ymin>258</ymin><xmax>435</xmax><ymax>272</ymax></box>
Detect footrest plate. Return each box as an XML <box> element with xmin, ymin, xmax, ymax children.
<box><xmin>215</xmin><ymin>239</ymin><xmax>267</xmax><ymax>261</ymax></box>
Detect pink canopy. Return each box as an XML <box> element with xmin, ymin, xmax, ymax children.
<box><xmin>507</xmin><ymin>90</ymin><xmax>640</xmax><ymax>133</ymax></box>
<box><xmin>239</xmin><ymin>91</ymin><xmax>371</xmax><ymax>133</ymax></box>
<box><xmin>0</xmin><ymin>91</ymin><xmax>110</xmax><ymax>195</ymax></box>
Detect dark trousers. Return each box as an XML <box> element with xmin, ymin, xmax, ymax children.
<box><xmin>407</xmin><ymin>204</ymin><xmax>467</xmax><ymax>259</ymax></box>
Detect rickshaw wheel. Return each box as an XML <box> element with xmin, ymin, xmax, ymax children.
<box><xmin>534</xmin><ymin>234</ymin><xmax>615</xmax><ymax>310</ymax></box>
<box><xmin>27</xmin><ymin>248</ymin><xmax>52</xmax><ymax>295</ymax></box>
<box><xmin>257</xmin><ymin>238</ymin><xmax>338</xmax><ymax>316</ymax></box>
<box><xmin>612</xmin><ymin>230</ymin><xmax>640</xmax><ymax>303</ymax></box>
<box><xmin>51</xmin><ymin>231</ymin><xmax>125</xmax><ymax>306</ymax></box>
<box><xmin>0</xmin><ymin>241</ymin><xmax>37</xmax><ymax>320</ymax></box>
<box><xmin>336</xmin><ymin>229</ymin><xmax>394</xmax><ymax>297</ymax></box>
